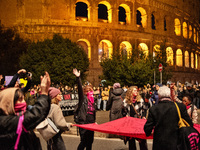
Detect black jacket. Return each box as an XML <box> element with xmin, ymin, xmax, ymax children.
<box><xmin>106</xmin><ymin>88</ymin><xmax>126</xmax><ymax>121</ymax></box>
<box><xmin>144</xmin><ymin>100</ymin><xmax>193</xmax><ymax>150</ymax></box>
<box><xmin>75</xmin><ymin>77</ymin><xmax>96</xmax><ymax>124</ymax></box>
<box><xmin>0</xmin><ymin>95</ymin><xmax>50</xmax><ymax>150</ymax></box>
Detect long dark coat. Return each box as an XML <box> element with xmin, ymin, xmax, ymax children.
<box><xmin>144</xmin><ymin>100</ymin><xmax>193</xmax><ymax>150</ymax></box>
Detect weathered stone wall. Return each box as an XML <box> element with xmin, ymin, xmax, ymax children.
<box><xmin>0</xmin><ymin>0</ymin><xmax>200</xmax><ymax>86</ymax></box>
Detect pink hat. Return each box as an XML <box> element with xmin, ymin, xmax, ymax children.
<box><xmin>48</xmin><ymin>87</ymin><xmax>61</xmax><ymax>99</ymax></box>
<box><xmin>113</xmin><ymin>83</ymin><xmax>121</xmax><ymax>89</ymax></box>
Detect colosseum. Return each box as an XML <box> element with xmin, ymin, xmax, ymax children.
<box><xmin>0</xmin><ymin>0</ymin><xmax>200</xmax><ymax>86</ymax></box>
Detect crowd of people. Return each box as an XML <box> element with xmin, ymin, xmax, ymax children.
<box><xmin>0</xmin><ymin>68</ymin><xmax>200</xmax><ymax>150</ymax></box>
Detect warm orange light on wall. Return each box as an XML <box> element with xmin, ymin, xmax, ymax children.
<box><xmin>183</xmin><ymin>22</ymin><xmax>188</xmax><ymax>38</ymax></box>
<box><xmin>120</xmin><ymin>41</ymin><xmax>132</xmax><ymax>57</ymax></box>
<box><xmin>185</xmin><ymin>51</ymin><xmax>189</xmax><ymax>67</ymax></box>
<box><xmin>99</xmin><ymin>1</ymin><xmax>112</xmax><ymax>23</ymax></box>
<box><xmin>119</xmin><ymin>4</ymin><xmax>131</xmax><ymax>24</ymax></box>
<box><xmin>139</xmin><ymin>43</ymin><xmax>148</xmax><ymax>57</ymax></box>
<box><xmin>77</xmin><ymin>39</ymin><xmax>91</xmax><ymax>61</ymax></box>
<box><xmin>191</xmin><ymin>52</ymin><xmax>194</xmax><ymax>68</ymax></box>
<box><xmin>176</xmin><ymin>49</ymin><xmax>182</xmax><ymax>66</ymax></box>
<box><xmin>175</xmin><ymin>18</ymin><xmax>181</xmax><ymax>36</ymax></box>
<box><xmin>166</xmin><ymin>47</ymin><xmax>173</xmax><ymax>65</ymax></box>
<box><xmin>137</xmin><ymin>7</ymin><xmax>147</xmax><ymax>28</ymax></box>
<box><xmin>98</xmin><ymin>40</ymin><xmax>113</xmax><ymax>62</ymax></box>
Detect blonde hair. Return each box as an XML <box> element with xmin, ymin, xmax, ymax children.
<box><xmin>125</xmin><ymin>86</ymin><xmax>142</xmax><ymax>104</ymax></box>
<box><xmin>51</xmin><ymin>97</ymin><xmax>59</xmax><ymax>105</ymax></box>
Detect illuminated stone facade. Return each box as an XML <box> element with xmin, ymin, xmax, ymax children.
<box><xmin>0</xmin><ymin>0</ymin><xmax>200</xmax><ymax>86</ymax></box>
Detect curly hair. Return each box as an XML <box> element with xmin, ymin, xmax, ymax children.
<box><xmin>125</xmin><ymin>86</ymin><xmax>142</xmax><ymax>104</ymax></box>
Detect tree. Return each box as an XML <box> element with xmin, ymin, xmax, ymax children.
<box><xmin>19</xmin><ymin>34</ymin><xmax>89</xmax><ymax>86</ymax></box>
<box><xmin>0</xmin><ymin>24</ymin><xmax>29</xmax><ymax>76</ymax></box>
<box><xmin>100</xmin><ymin>44</ymin><xmax>172</xmax><ymax>87</ymax></box>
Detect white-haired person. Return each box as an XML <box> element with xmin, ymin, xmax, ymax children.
<box><xmin>144</xmin><ymin>86</ymin><xmax>193</xmax><ymax>150</ymax></box>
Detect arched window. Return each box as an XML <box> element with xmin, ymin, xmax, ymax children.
<box><xmin>191</xmin><ymin>52</ymin><xmax>194</xmax><ymax>68</ymax></box>
<box><xmin>76</xmin><ymin>2</ymin><xmax>88</xmax><ymax>21</ymax></box>
<box><xmin>138</xmin><ymin>43</ymin><xmax>148</xmax><ymax>57</ymax></box>
<box><xmin>175</xmin><ymin>18</ymin><xmax>181</xmax><ymax>36</ymax></box>
<box><xmin>183</xmin><ymin>22</ymin><xmax>188</xmax><ymax>38</ymax></box>
<box><xmin>118</xmin><ymin>4</ymin><xmax>131</xmax><ymax>25</ymax></box>
<box><xmin>77</xmin><ymin>39</ymin><xmax>91</xmax><ymax>60</ymax></box>
<box><xmin>176</xmin><ymin>49</ymin><xmax>182</xmax><ymax>66</ymax></box>
<box><xmin>185</xmin><ymin>51</ymin><xmax>189</xmax><ymax>67</ymax></box>
<box><xmin>189</xmin><ymin>25</ymin><xmax>192</xmax><ymax>39</ymax></box>
<box><xmin>136</xmin><ymin>7</ymin><xmax>147</xmax><ymax>28</ymax></box>
<box><xmin>118</xmin><ymin>6</ymin><xmax>126</xmax><ymax>24</ymax></box>
<box><xmin>151</xmin><ymin>14</ymin><xmax>156</xmax><ymax>30</ymax></box>
<box><xmin>98</xmin><ymin>2</ymin><xmax>112</xmax><ymax>23</ymax></box>
<box><xmin>197</xmin><ymin>32</ymin><xmax>199</xmax><ymax>44</ymax></box>
<box><xmin>194</xmin><ymin>28</ymin><xmax>197</xmax><ymax>43</ymax></box>
<box><xmin>166</xmin><ymin>47</ymin><xmax>173</xmax><ymax>65</ymax></box>
<box><xmin>98</xmin><ymin>40</ymin><xmax>113</xmax><ymax>62</ymax></box>
<box><xmin>164</xmin><ymin>17</ymin><xmax>167</xmax><ymax>31</ymax></box>
<box><xmin>195</xmin><ymin>53</ymin><xmax>198</xmax><ymax>69</ymax></box>
<box><xmin>119</xmin><ymin>41</ymin><xmax>132</xmax><ymax>57</ymax></box>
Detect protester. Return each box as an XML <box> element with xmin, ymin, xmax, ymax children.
<box><xmin>150</xmin><ymin>83</ymin><xmax>162</xmax><ymax>105</ymax></box>
<box><xmin>44</xmin><ymin>87</ymin><xmax>73</xmax><ymax>150</ymax></box>
<box><xmin>73</xmin><ymin>68</ymin><xmax>96</xmax><ymax>150</ymax></box>
<box><xmin>182</xmin><ymin>95</ymin><xmax>198</xmax><ymax>124</ymax></box>
<box><xmin>0</xmin><ymin>71</ymin><xmax>51</xmax><ymax>150</ymax></box>
<box><xmin>106</xmin><ymin>82</ymin><xmax>126</xmax><ymax>121</ymax></box>
<box><xmin>144</xmin><ymin>86</ymin><xmax>193</xmax><ymax>150</ymax></box>
<box><xmin>124</xmin><ymin>86</ymin><xmax>148</xmax><ymax>150</ymax></box>
<box><xmin>101</xmin><ymin>87</ymin><xmax>109</xmax><ymax>111</ymax></box>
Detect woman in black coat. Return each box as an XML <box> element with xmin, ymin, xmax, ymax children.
<box><xmin>144</xmin><ymin>86</ymin><xmax>193</xmax><ymax>150</ymax></box>
<box><xmin>0</xmin><ymin>72</ymin><xmax>51</xmax><ymax>150</ymax></box>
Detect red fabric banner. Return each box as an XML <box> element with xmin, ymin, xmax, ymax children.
<box><xmin>74</xmin><ymin>117</ymin><xmax>200</xmax><ymax>139</ymax></box>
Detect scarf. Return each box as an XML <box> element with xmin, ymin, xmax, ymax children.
<box><xmin>87</xmin><ymin>91</ymin><xmax>95</xmax><ymax>114</ymax></box>
<box><xmin>14</xmin><ymin>102</ymin><xmax>27</xmax><ymax>115</ymax></box>
<box><xmin>186</xmin><ymin>105</ymin><xmax>191</xmax><ymax>110</ymax></box>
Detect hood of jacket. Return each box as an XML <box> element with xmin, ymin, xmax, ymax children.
<box><xmin>112</xmin><ymin>88</ymin><xmax>124</xmax><ymax>96</ymax></box>
<box><xmin>0</xmin><ymin>87</ymin><xmax>18</xmax><ymax>115</ymax></box>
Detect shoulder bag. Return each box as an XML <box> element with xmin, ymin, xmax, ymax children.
<box><xmin>174</xmin><ymin>102</ymin><xmax>200</xmax><ymax>150</ymax></box>
<box><xmin>36</xmin><ymin>117</ymin><xmax>60</xmax><ymax>141</ymax></box>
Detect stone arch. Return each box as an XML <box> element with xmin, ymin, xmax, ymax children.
<box><xmin>166</xmin><ymin>47</ymin><xmax>173</xmax><ymax>66</ymax></box>
<box><xmin>191</xmin><ymin>52</ymin><xmax>194</xmax><ymax>68</ymax></box>
<box><xmin>195</xmin><ymin>52</ymin><xmax>198</xmax><ymax>69</ymax></box>
<box><xmin>77</xmin><ymin>39</ymin><xmax>91</xmax><ymax>60</ymax></box>
<box><xmin>151</xmin><ymin>13</ymin><xmax>156</xmax><ymax>30</ymax></box>
<box><xmin>189</xmin><ymin>25</ymin><xmax>192</xmax><ymax>39</ymax></box>
<box><xmin>138</xmin><ymin>43</ymin><xmax>148</xmax><ymax>57</ymax></box>
<box><xmin>194</xmin><ymin>28</ymin><xmax>197</xmax><ymax>43</ymax></box>
<box><xmin>153</xmin><ymin>45</ymin><xmax>160</xmax><ymax>57</ymax></box>
<box><xmin>182</xmin><ymin>22</ymin><xmax>188</xmax><ymax>38</ymax></box>
<box><xmin>119</xmin><ymin>41</ymin><xmax>132</xmax><ymax>56</ymax></box>
<box><xmin>98</xmin><ymin>1</ymin><xmax>112</xmax><ymax>23</ymax></box>
<box><xmin>176</xmin><ymin>49</ymin><xmax>183</xmax><ymax>67</ymax></box>
<box><xmin>98</xmin><ymin>40</ymin><xmax>113</xmax><ymax>62</ymax></box>
<box><xmin>75</xmin><ymin>0</ymin><xmax>90</xmax><ymax>21</ymax></box>
<box><xmin>136</xmin><ymin>7</ymin><xmax>147</xmax><ymax>28</ymax></box>
<box><xmin>174</xmin><ymin>18</ymin><xmax>181</xmax><ymax>36</ymax></box>
<box><xmin>118</xmin><ymin>4</ymin><xmax>131</xmax><ymax>25</ymax></box>
<box><xmin>185</xmin><ymin>51</ymin><xmax>189</xmax><ymax>67</ymax></box>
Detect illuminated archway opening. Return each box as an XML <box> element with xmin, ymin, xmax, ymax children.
<box><xmin>197</xmin><ymin>32</ymin><xmax>199</xmax><ymax>44</ymax></box>
<box><xmin>185</xmin><ymin>51</ymin><xmax>189</xmax><ymax>67</ymax></box>
<box><xmin>77</xmin><ymin>39</ymin><xmax>91</xmax><ymax>60</ymax></box>
<box><xmin>194</xmin><ymin>28</ymin><xmax>197</xmax><ymax>43</ymax></box>
<box><xmin>175</xmin><ymin>18</ymin><xmax>181</xmax><ymax>36</ymax></box>
<box><xmin>176</xmin><ymin>49</ymin><xmax>182</xmax><ymax>67</ymax></box>
<box><xmin>166</xmin><ymin>47</ymin><xmax>173</xmax><ymax>65</ymax></box>
<box><xmin>191</xmin><ymin>52</ymin><xmax>194</xmax><ymax>68</ymax></box>
<box><xmin>98</xmin><ymin>1</ymin><xmax>112</xmax><ymax>23</ymax></box>
<box><xmin>119</xmin><ymin>41</ymin><xmax>132</xmax><ymax>57</ymax></box>
<box><xmin>183</xmin><ymin>22</ymin><xmax>188</xmax><ymax>38</ymax></box>
<box><xmin>137</xmin><ymin>7</ymin><xmax>147</xmax><ymax>28</ymax></box>
<box><xmin>118</xmin><ymin>4</ymin><xmax>131</xmax><ymax>25</ymax></box>
<box><xmin>195</xmin><ymin>53</ymin><xmax>198</xmax><ymax>69</ymax></box>
<box><xmin>98</xmin><ymin>40</ymin><xmax>113</xmax><ymax>62</ymax></box>
<box><xmin>189</xmin><ymin>25</ymin><xmax>192</xmax><ymax>39</ymax></box>
<box><xmin>151</xmin><ymin>14</ymin><xmax>156</xmax><ymax>30</ymax></box>
<box><xmin>138</xmin><ymin>43</ymin><xmax>148</xmax><ymax>57</ymax></box>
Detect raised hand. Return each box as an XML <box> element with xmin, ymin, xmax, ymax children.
<box><xmin>17</xmin><ymin>69</ymin><xmax>26</xmax><ymax>74</ymax></box>
<box><xmin>73</xmin><ymin>68</ymin><xmax>80</xmax><ymax>77</ymax></box>
<box><xmin>40</xmin><ymin>72</ymin><xmax>51</xmax><ymax>95</ymax></box>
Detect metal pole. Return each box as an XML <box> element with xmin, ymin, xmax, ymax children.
<box><xmin>160</xmin><ymin>71</ymin><xmax>162</xmax><ymax>84</ymax></box>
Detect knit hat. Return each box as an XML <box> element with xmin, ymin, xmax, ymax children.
<box><xmin>113</xmin><ymin>83</ymin><xmax>121</xmax><ymax>89</ymax></box>
<box><xmin>156</xmin><ymin>83</ymin><xmax>162</xmax><ymax>87</ymax></box>
<box><xmin>48</xmin><ymin>87</ymin><xmax>61</xmax><ymax>99</ymax></box>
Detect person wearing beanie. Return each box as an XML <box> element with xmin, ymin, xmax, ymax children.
<box><xmin>106</xmin><ymin>82</ymin><xmax>126</xmax><ymax>121</ymax></box>
<box><xmin>42</xmin><ymin>87</ymin><xmax>72</xmax><ymax>150</ymax></box>
<box><xmin>0</xmin><ymin>71</ymin><xmax>51</xmax><ymax>150</ymax></box>
<box><xmin>150</xmin><ymin>83</ymin><xmax>162</xmax><ymax>105</ymax></box>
